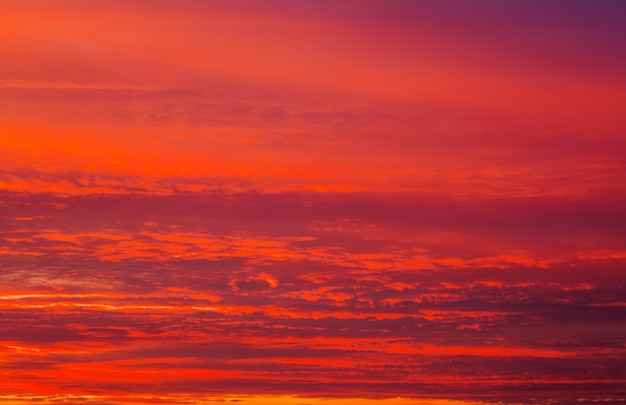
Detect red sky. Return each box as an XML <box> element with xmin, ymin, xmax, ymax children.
<box><xmin>1</xmin><ymin>1</ymin><xmax>625</xmax><ymax>404</ymax></box>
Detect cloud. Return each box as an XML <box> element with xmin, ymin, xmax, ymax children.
<box><xmin>2</xmin><ymin>1</ymin><xmax>626</xmax><ymax>403</ymax></box>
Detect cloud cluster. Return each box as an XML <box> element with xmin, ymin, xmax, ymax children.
<box><xmin>1</xmin><ymin>189</ymin><xmax>624</xmax><ymax>402</ymax></box>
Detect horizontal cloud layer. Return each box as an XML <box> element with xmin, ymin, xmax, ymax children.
<box><xmin>1</xmin><ymin>1</ymin><xmax>625</xmax><ymax>404</ymax></box>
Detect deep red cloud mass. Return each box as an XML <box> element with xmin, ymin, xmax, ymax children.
<box><xmin>1</xmin><ymin>1</ymin><xmax>625</xmax><ymax>404</ymax></box>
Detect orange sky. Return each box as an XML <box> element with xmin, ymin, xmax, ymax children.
<box><xmin>1</xmin><ymin>1</ymin><xmax>625</xmax><ymax>404</ymax></box>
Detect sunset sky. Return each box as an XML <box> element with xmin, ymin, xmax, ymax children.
<box><xmin>1</xmin><ymin>1</ymin><xmax>625</xmax><ymax>404</ymax></box>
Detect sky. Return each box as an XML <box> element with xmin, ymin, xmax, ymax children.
<box><xmin>1</xmin><ymin>1</ymin><xmax>625</xmax><ymax>404</ymax></box>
